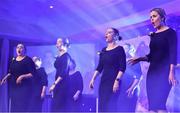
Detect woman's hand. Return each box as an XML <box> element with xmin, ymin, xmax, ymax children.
<box><xmin>128</xmin><ymin>57</ymin><xmax>140</xmax><ymax>65</ymax></box>
<box><xmin>169</xmin><ymin>71</ymin><xmax>178</xmax><ymax>86</ymax></box>
<box><xmin>73</xmin><ymin>93</ymin><xmax>79</xmax><ymax>101</ymax></box>
<box><xmin>49</xmin><ymin>84</ymin><xmax>56</xmax><ymax>93</ymax></box>
<box><xmin>113</xmin><ymin>80</ymin><xmax>119</xmax><ymax>93</ymax></box>
<box><xmin>1</xmin><ymin>77</ymin><xmax>8</xmax><ymax>85</ymax></box>
<box><xmin>41</xmin><ymin>92</ymin><xmax>45</xmax><ymax>99</ymax></box>
<box><xmin>41</xmin><ymin>86</ymin><xmax>46</xmax><ymax>99</ymax></box>
<box><xmin>126</xmin><ymin>87</ymin><xmax>134</xmax><ymax>98</ymax></box>
<box><xmin>16</xmin><ymin>75</ymin><xmax>23</xmax><ymax>84</ymax></box>
<box><xmin>1</xmin><ymin>73</ymin><xmax>11</xmax><ymax>85</ymax></box>
<box><xmin>89</xmin><ymin>79</ymin><xmax>95</xmax><ymax>89</ymax></box>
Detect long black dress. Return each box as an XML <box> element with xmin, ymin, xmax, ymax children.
<box><xmin>8</xmin><ymin>56</ymin><xmax>36</xmax><ymax>112</ymax></box>
<box><xmin>146</xmin><ymin>28</ymin><xmax>177</xmax><ymax>110</ymax></box>
<box><xmin>51</xmin><ymin>53</ymin><xmax>71</xmax><ymax>112</ymax></box>
<box><xmin>68</xmin><ymin>71</ymin><xmax>83</xmax><ymax>112</ymax></box>
<box><xmin>31</xmin><ymin>67</ymin><xmax>48</xmax><ymax>112</ymax></box>
<box><xmin>118</xmin><ymin>62</ymin><xmax>142</xmax><ymax>112</ymax></box>
<box><xmin>96</xmin><ymin>46</ymin><xmax>126</xmax><ymax>112</ymax></box>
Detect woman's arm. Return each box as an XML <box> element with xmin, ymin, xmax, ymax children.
<box><xmin>89</xmin><ymin>70</ymin><xmax>100</xmax><ymax>89</ymax></box>
<box><xmin>16</xmin><ymin>73</ymin><xmax>33</xmax><ymax>84</ymax></box>
<box><xmin>113</xmin><ymin>47</ymin><xmax>126</xmax><ymax>93</ymax></box>
<box><xmin>1</xmin><ymin>73</ymin><xmax>11</xmax><ymax>85</ymax></box>
<box><xmin>41</xmin><ymin>86</ymin><xmax>47</xmax><ymax>99</ymax></box>
<box><xmin>129</xmin><ymin>79</ymin><xmax>140</xmax><ymax>90</ymax></box>
<box><xmin>90</xmin><ymin>48</ymin><xmax>104</xmax><ymax>89</ymax></box>
<box><xmin>127</xmin><ymin>62</ymin><xmax>142</xmax><ymax>97</ymax></box>
<box><xmin>49</xmin><ymin>76</ymin><xmax>62</xmax><ymax>93</ymax></box>
<box><xmin>128</xmin><ymin>56</ymin><xmax>148</xmax><ymax>65</ymax></box>
<box><xmin>169</xmin><ymin>64</ymin><xmax>177</xmax><ymax>86</ymax></box>
<box><xmin>167</xmin><ymin>30</ymin><xmax>177</xmax><ymax>86</ymax></box>
<box><xmin>73</xmin><ymin>90</ymin><xmax>81</xmax><ymax>101</ymax></box>
<box><xmin>113</xmin><ymin>71</ymin><xmax>124</xmax><ymax>93</ymax></box>
<box><xmin>126</xmin><ymin>79</ymin><xmax>140</xmax><ymax>97</ymax></box>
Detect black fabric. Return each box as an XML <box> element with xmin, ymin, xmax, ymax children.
<box><xmin>31</xmin><ymin>67</ymin><xmax>48</xmax><ymax>112</ymax></box>
<box><xmin>51</xmin><ymin>53</ymin><xmax>71</xmax><ymax>112</ymax></box>
<box><xmin>8</xmin><ymin>56</ymin><xmax>36</xmax><ymax>112</ymax></box>
<box><xmin>69</xmin><ymin>71</ymin><xmax>83</xmax><ymax>98</ymax></box>
<box><xmin>96</xmin><ymin>46</ymin><xmax>126</xmax><ymax>112</ymax></box>
<box><xmin>68</xmin><ymin>71</ymin><xmax>83</xmax><ymax>111</ymax></box>
<box><xmin>146</xmin><ymin>28</ymin><xmax>177</xmax><ymax>110</ymax></box>
<box><xmin>33</xmin><ymin>67</ymin><xmax>48</xmax><ymax>96</ymax></box>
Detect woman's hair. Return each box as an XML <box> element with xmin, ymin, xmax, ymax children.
<box><xmin>150</xmin><ymin>8</ymin><xmax>166</xmax><ymax>23</ymax></box>
<box><xmin>32</xmin><ymin>56</ymin><xmax>41</xmax><ymax>62</ymax></box>
<box><xmin>62</xmin><ymin>38</ymin><xmax>70</xmax><ymax>48</ymax></box>
<box><xmin>110</xmin><ymin>27</ymin><xmax>122</xmax><ymax>41</ymax></box>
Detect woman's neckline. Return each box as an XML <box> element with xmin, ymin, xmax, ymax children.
<box><xmin>155</xmin><ymin>27</ymin><xmax>170</xmax><ymax>34</ymax></box>
<box><xmin>58</xmin><ymin>52</ymin><xmax>67</xmax><ymax>57</ymax></box>
<box><xmin>69</xmin><ymin>70</ymin><xmax>77</xmax><ymax>76</ymax></box>
<box><xmin>16</xmin><ymin>56</ymin><xmax>26</xmax><ymax>62</ymax></box>
<box><xmin>105</xmin><ymin>45</ymin><xmax>119</xmax><ymax>51</ymax></box>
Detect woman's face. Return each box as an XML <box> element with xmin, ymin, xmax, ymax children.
<box><xmin>105</xmin><ymin>28</ymin><xmax>115</xmax><ymax>43</ymax></box>
<box><xmin>56</xmin><ymin>38</ymin><xmax>63</xmax><ymax>50</ymax></box>
<box><xmin>150</xmin><ymin>11</ymin><xmax>163</xmax><ymax>29</ymax></box>
<box><xmin>16</xmin><ymin>44</ymin><xmax>25</xmax><ymax>56</ymax></box>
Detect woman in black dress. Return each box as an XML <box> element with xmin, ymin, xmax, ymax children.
<box><xmin>49</xmin><ymin>38</ymin><xmax>71</xmax><ymax>112</ymax></box>
<box><xmin>1</xmin><ymin>43</ymin><xmax>36</xmax><ymax>112</ymax></box>
<box><xmin>118</xmin><ymin>43</ymin><xmax>142</xmax><ymax>112</ymax></box>
<box><xmin>68</xmin><ymin>59</ymin><xmax>83</xmax><ymax>112</ymax></box>
<box><xmin>31</xmin><ymin>56</ymin><xmax>48</xmax><ymax>112</ymax></box>
<box><xmin>129</xmin><ymin>8</ymin><xmax>177</xmax><ymax>113</ymax></box>
<box><xmin>89</xmin><ymin>28</ymin><xmax>126</xmax><ymax>112</ymax></box>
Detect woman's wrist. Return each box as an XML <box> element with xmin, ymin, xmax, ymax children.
<box><xmin>115</xmin><ymin>78</ymin><xmax>121</xmax><ymax>82</ymax></box>
<box><xmin>91</xmin><ymin>77</ymin><xmax>95</xmax><ymax>82</ymax></box>
<box><xmin>19</xmin><ymin>75</ymin><xmax>24</xmax><ymax>79</ymax></box>
<box><xmin>53</xmin><ymin>82</ymin><xmax>57</xmax><ymax>86</ymax></box>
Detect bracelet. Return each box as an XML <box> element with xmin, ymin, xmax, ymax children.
<box><xmin>115</xmin><ymin>78</ymin><xmax>120</xmax><ymax>82</ymax></box>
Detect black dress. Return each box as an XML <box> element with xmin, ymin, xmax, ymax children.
<box><xmin>146</xmin><ymin>28</ymin><xmax>177</xmax><ymax>110</ymax></box>
<box><xmin>68</xmin><ymin>71</ymin><xmax>83</xmax><ymax>111</ymax></box>
<box><xmin>51</xmin><ymin>53</ymin><xmax>71</xmax><ymax>112</ymax></box>
<box><xmin>118</xmin><ymin>62</ymin><xmax>142</xmax><ymax>112</ymax></box>
<box><xmin>8</xmin><ymin>56</ymin><xmax>36</xmax><ymax>112</ymax></box>
<box><xmin>96</xmin><ymin>46</ymin><xmax>126</xmax><ymax>112</ymax></box>
<box><xmin>31</xmin><ymin>67</ymin><xmax>48</xmax><ymax>112</ymax></box>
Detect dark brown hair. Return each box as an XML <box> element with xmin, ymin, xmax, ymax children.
<box><xmin>59</xmin><ymin>38</ymin><xmax>70</xmax><ymax>48</ymax></box>
<box><xmin>110</xmin><ymin>27</ymin><xmax>122</xmax><ymax>41</ymax></box>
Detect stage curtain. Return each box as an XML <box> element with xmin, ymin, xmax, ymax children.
<box><xmin>0</xmin><ymin>38</ymin><xmax>9</xmax><ymax>112</ymax></box>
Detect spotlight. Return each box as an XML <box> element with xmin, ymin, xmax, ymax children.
<box><xmin>50</xmin><ymin>5</ymin><xmax>53</xmax><ymax>8</ymax></box>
